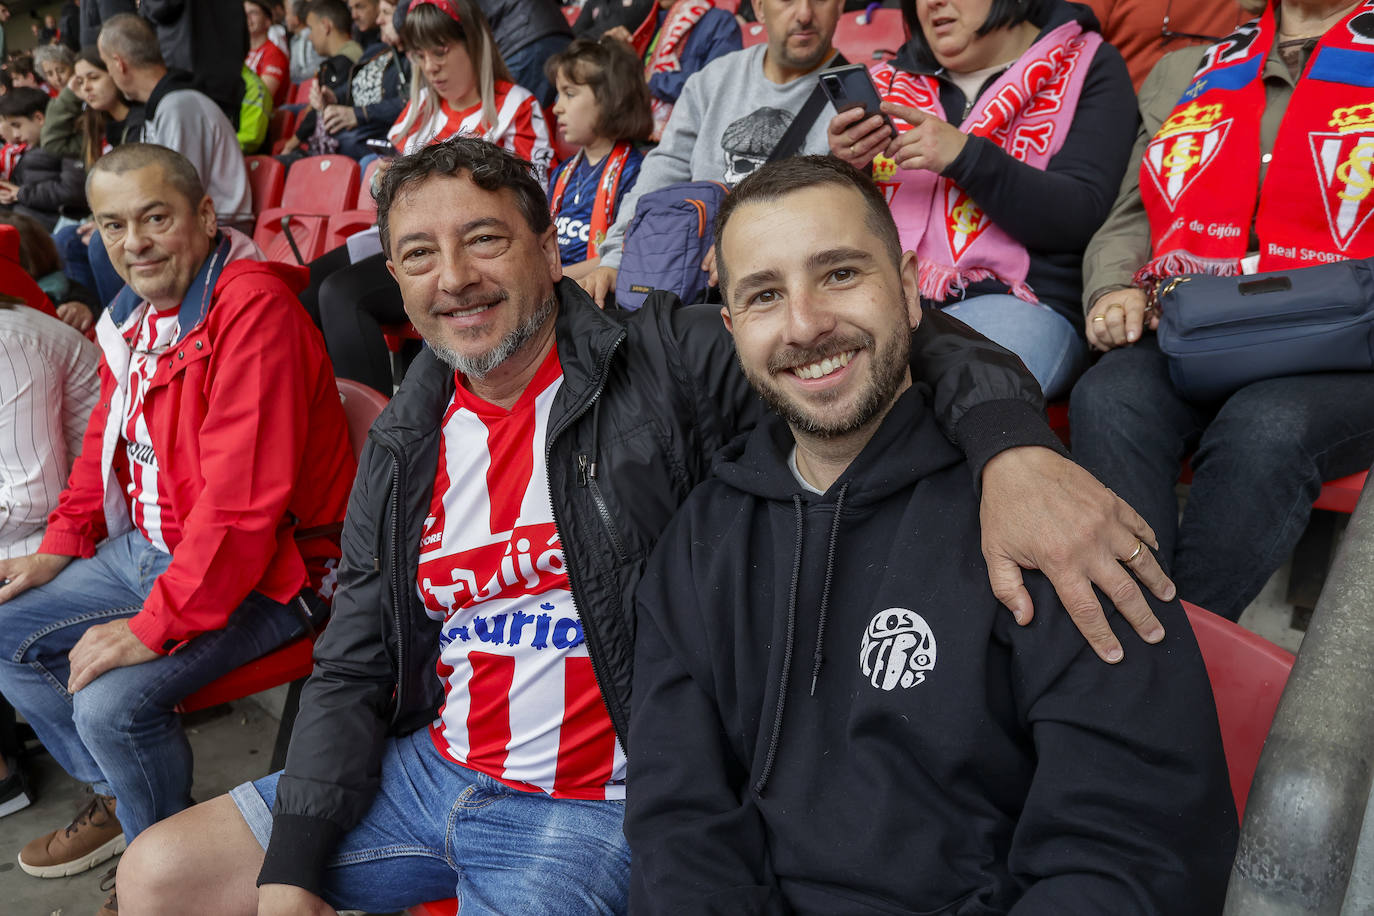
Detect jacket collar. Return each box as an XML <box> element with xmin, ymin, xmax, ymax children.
<box><xmin>107</xmin><ymin>233</ymin><xmax>233</xmax><ymax>344</ymax></box>
<box><xmin>370</xmin><ymin>278</ymin><xmax>627</xmax><ymax>453</ymax></box>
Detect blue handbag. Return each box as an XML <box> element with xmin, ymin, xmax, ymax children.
<box><xmin>1155</xmin><ymin>259</ymin><xmax>1374</xmax><ymax>401</ymax></box>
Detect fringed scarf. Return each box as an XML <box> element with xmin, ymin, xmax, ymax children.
<box><xmin>1138</xmin><ymin>0</ymin><xmax>1374</xmax><ymax>285</ymax></box>
<box><xmin>871</xmin><ymin>21</ymin><xmax>1102</xmax><ymax>303</ymax></box>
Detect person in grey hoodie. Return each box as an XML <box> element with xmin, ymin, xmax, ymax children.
<box><xmin>627</xmin><ymin>155</ymin><xmax>1239</xmax><ymax>915</ymax></box>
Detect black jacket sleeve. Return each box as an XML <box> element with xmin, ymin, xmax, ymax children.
<box><xmin>16</xmin><ymin>153</ymin><xmax>87</xmax><ymax>217</ymax></box>
<box><xmin>81</xmin><ymin>0</ymin><xmax>136</xmax><ymax>46</ymax></box>
<box><xmin>627</xmin><ymin>538</ymin><xmax>788</xmax><ymax>916</ymax></box>
<box><xmin>942</xmin><ymin>43</ymin><xmax>1137</xmax><ymax>253</ymax></box>
<box><xmin>1002</xmin><ymin>581</ymin><xmax>1238</xmax><ymax>913</ymax></box>
<box><xmin>256</xmin><ymin>440</ymin><xmax>398</xmax><ymax>896</ymax></box>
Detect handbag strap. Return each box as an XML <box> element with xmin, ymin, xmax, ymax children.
<box><xmin>767</xmin><ymin>53</ymin><xmax>849</xmax><ymax>164</ymax></box>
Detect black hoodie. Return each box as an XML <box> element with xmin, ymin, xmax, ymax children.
<box><xmin>627</xmin><ymin>384</ymin><xmax>1238</xmax><ymax>915</ymax></box>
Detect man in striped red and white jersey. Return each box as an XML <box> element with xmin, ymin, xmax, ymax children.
<box><xmin>121</xmin><ymin>137</ymin><xmax>1178</xmax><ymax>916</ymax></box>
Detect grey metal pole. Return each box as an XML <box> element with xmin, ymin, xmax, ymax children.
<box><xmin>1224</xmin><ymin>477</ymin><xmax>1374</xmax><ymax>915</ymax></box>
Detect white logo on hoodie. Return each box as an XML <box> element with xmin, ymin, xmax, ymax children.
<box><xmin>860</xmin><ymin>608</ymin><xmax>937</xmax><ymax>691</ymax></box>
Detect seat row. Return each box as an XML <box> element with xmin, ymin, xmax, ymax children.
<box><xmin>245</xmin><ymin>154</ymin><xmax>381</xmax><ymax>264</ymax></box>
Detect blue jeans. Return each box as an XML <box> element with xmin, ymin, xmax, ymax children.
<box><xmin>86</xmin><ymin>229</ymin><xmax>129</xmax><ymax>310</ymax></box>
<box><xmin>231</xmin><ymin>730</ymin><xmax>630</xmax><ymax>914</ymax></box>
<box><xmin>56</xmin><ymin>223</ymin><xmax>98</xmax><ymax>301</ymax></box>
<box><xmin>942</xmin><ymin>294</ymin><xmax>1087</xmax><ymax>400</ymax></box>
<box><xmin>0</xmin><ymin>530</ymin><xmax>304</xmax><ymax>840</ymax></box>
<box><xmin>1069</xmin><ymin>337</ymin><xmax>1374</xmax><ymax>620</ymax></box>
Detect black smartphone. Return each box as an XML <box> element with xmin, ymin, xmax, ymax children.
<box><xmin>365</xmin><ymin>138</ymin><xmax>399</xmax><ymax>157</ymax></box>
<box><xmin>818</xmin><ymin>63</ymin><xmax>896</xmax><ymax>137</ymax></box>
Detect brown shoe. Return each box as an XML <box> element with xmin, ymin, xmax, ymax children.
<box><xmin>96</xmin><ymin>865</ymin><xmax>119</xmax><ymax>915</ymax></box>
<box><xmin>18</xmin><ymin>792</ymin><xmax>125</xmax><ymax>878</ymax></box>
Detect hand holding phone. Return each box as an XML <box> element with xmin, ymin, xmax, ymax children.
<box><xmin>819</xmin><ymin>64</ymin><xmax>896</xmax><ymax>136</ymax></box>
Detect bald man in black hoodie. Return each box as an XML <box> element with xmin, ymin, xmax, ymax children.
<box><xmin>626</xmin><ymin>156</ymin><xmax>1239</xmax><ymax>915</ymax></box>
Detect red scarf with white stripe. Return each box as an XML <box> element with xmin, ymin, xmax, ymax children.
<box><xmin>1137</xmin><ymin>1</ymin><xmax>1374</xmax><ymax>285</ymax></box>
<box><xmin>873</xmin><ymin>21</ymin><xmax>1102</xmax><ymax>303</ymax></box>
<box><xmin>645</xmin><ymin>0</ymin><xmax>712</xmax><ymax>141</ymax></box>
<box><xmin>548</xmin><ymin>142</ymin><xmax>634</xmax><ymax>258</ymax></box>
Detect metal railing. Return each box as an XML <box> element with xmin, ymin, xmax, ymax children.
<box><xmin>1225</xmin><ymin>475</ymin><xmax>1374</xmax><ymax>915</ymax></box>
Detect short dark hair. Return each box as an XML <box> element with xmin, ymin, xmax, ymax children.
<box><xmin>713</xmin><ymin>155</ymin><xmax>903</xmax><ymax>294</ymax></box>
<box><xmin>0</xmin><ymin>86</ymin><xmax>51</xmax><ymax>119</ymax></box>
<box><xmin>5</xmin><ymin>53</ymin><xmax>37</xmax><ymax>83</ymax></box>
<box><xmin>899</xmin><ymin>0</ymin><xmax>1047</xmax><ymax>70</ymax></box>
<box><xmin>305</xmin><ymin>0</ymin><xmax>351</xmax><ymax>32</ymax></box>
<box><xmin>544</xmin><ymin>38</ymin><xmax>653</xmax><ymax>142</ymax></box>
<box><xmin>87</xmin><ymin>143</ymin><xmax>206</xmax><ymax>206</ymax></box>
<box><xmin>99</xmin><ymin>13</ymin><xmax>165</xmax><ymax>67</ymax></box>
<box><xmin>375</xmin><ymin>135</ymin><xmax>551</xmax><ymax>257</ymax></box>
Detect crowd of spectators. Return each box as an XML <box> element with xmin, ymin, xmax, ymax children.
<box><xmin>0</xmin><ymin>0</ymin><xmax>1370</xmax><ymax>913</ymax></box>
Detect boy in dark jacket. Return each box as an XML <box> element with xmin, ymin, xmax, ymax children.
<box><xmin>0</xmin><ymin>87</ymin><xmax>86</xmax><ymax>231</ymax></box>
<box><xmin>626</xmin><ymin>156</ymin><xmax>1239</xmax><ymax>915</ymax></box>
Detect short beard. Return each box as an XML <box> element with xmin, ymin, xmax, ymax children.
<box><xmin>431</xmin><ymin>293</ymin><xmax>558</xmax><ymax>379</ymax></box>
<box><xmin>742</xmin><ymin>320</ymin><xmax>910</xmax><ymax>439</ymax></box>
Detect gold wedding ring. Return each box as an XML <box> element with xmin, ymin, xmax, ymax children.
<box><xmin>1124</xmin><ymin>539</ymin><xmax>1144</xmax><ymax>563</ymax></box>
<box><xmin>1092</xmin><ymin>315</ymin><xmax>1106</xmax><ymax>322</ymax></box>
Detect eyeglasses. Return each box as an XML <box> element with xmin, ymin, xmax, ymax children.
<box><xmin>1161</xmin><ymin>0</ymin><xmax>1229</xmax><ymax>44</ymax></box>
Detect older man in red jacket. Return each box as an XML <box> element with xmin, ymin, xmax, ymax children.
<box><xmin>0</xmin><ymin>143</ymin><xmax>355</xmax><ymax>907</ymax></box>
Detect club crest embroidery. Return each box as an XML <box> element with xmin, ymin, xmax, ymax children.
<box><xmin>1144</xmin><ymin>101</ymin><xmax>1232</xmax><ymax>211</ymax></box>
<box><xmin>1308</xmin><ymin>103</ymin><xmax>1374</xmax><ymax>251</ymax></box>
<box><xmin>943</xmin><ymin>184</ymin><xmax>991</xmax><ymax>257</ymax></box>
<box><xmin>860</xmin><ymin>608</ymin><xmax>937</xmax><ymax>691</ymax></box>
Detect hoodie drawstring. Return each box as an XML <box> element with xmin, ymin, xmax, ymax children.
<box><xmin>754</xmin><ymin>485</ymin><xmax>848</xmax><ymax>794</ymax></box>
<box><xmin>810</xmin><ymin>482</ymin><xmax>848</xmax><ymax>696</ymax></box>
<box><xmin>753</xmin><ymin>495</ymin><xmax>804</xmax><ymax>796</ymax></box>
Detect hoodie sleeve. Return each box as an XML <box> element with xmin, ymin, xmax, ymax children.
<box><xmin>1003</xmin><ymin>581</ymin><xmax>1238</xmax><ymax>914</ymax></box>
<box><xmin>647</xmin><ymin>10</ymin><xmax>742</xmax><ymax>105</ymax></box>
<box><xmin>627</xmin><ymin>523</ymin><xmax>789</xmax><ymax>916</ymax></box>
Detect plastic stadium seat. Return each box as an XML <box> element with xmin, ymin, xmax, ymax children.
<box><xmin>741</xmin><ymin>21</ymin><xmax>767</xmax><ymax>46</ymax></box>
<box><xmin>245</xmin><ymin>155</ymin><xmax>285</xmax><ymax>215</ymax></box>
<box><xmin>713</xmin><ymin>0</ymin><xmax>741</xmax><ymax>10</ymax></box>
<box><xmin>833</xmin><ymin>8</ymin><xmax>906</xmax><ymax>63</ymax></box>
<box><xmin>289</xmin><ymin>80</ymin><xmax>312</xmax><ymax>106</ymax></box>
<box><xmin>1182</xmin><ymin>601</ymin><xmax>1294</xmax><ymax>820</ymax></box>
<box><xmin>1314</xmin><ymin>471</ymin><xmax>1368</xmax><ymax>514</ymax></box>
<box><xmin>326</xmin><ymin>210</ymin><xmax>380</xmax><ymax>250</ymax></box>
<box><xmin>255</xmin><ymin>156</ymin><xmax>362</xmax><ymax>263</ymax></box>
<box><xmin>408</xmin><ymin>899</ymin><xmax>457</xmax><ymax>915</ymax></box>
<box><xmin>562</xmin><ymin>4</ymin><xmax>578</xmax><ymax>26</ymax></box>
<box><xmin>357</xmin><ymin>157</ymin><xmax>383</xmax><ymax>211</ymax></box>
<box><xmin>176</xmin><ymin>379</ymin><xmax>387</xmax><ymax>769</ymax></box>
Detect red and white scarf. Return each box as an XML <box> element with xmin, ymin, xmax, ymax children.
<box><xmin>872</xmin><ymin>21</ymin><xmax>1102</xmax><ymax>303</ymax></box>
<box><xmin>548</xmin><ymin>142</ymin><xmax>634</xmax><ymax>259</ymax></box>
<box><xmin>645</xmin><ymin>0</ymin><xmax>712</xmax><ymax>142</ymax></box>
<box><xmin>1138</xmin><ymin>0</ymin><xmax>1374</xmax><ymax>285</ymax></box>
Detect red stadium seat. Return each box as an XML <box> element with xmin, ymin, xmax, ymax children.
<box><xmin>255</xmin><ymin>156</ymin><xmax>362</xmax><ymax>263</ymax></box>
<box><xmin>832</xmin><ymin>8</ymin><xmax>906</xmax><ymax>63</ymax></box>
<box><xmin>713</xmin><ymin>0</ymin><xmax>741</xmax><ymax>10</ymax></box>
<box><xmin>245</xmin><ymin>155</ymin><xmax>286</xmax><ymax>215</ymax></box>
<box><xmin>1182</xmin><ymin>601</ymin><xmax>1293</xmax><ymax>820</ymax></box>
<box><xmin>289</xmin><ymin>80</ymin><xmax>313</xmax><ymax>106</ymax></box>
<box><xmin>562</xmin><ymin>4</ymin><xmax>578</xmax><ymax>26</ymax></box>
<box><xmin>357</xmin><ymin>157</ymin><xmax>383</xmax><ymax>211</ymax></box>
<box><xmin>326</xmin><ymin>210</ymin><xmax>380</xmax><ymax>249</ymax></box>
<box><xmin>1314</xmin><ymin>471</ymin><xmax>1368</xmax><ymax>514</ymax></box>
<box><xmin>741</xmin><ymin>21</ymin><xmax>767</xmax><ymax>46</ymax></box>
<box><xmin>176</xmin><ymin>379</ymin><xmax>387</xmax><ymax>768</ymax></box>
<box><xmin>408</xmin><ymin>899</ymin><xmax>457</xmax><ymax>916</ymax></box>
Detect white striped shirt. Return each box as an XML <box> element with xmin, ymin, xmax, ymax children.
<box><xmin>122</xmin><ymin>305</ymin><xmax>182</xmax><ymax>553</ymax></box>
<box><xmin>0</xmin><ymin>305</ymin><xmax>100</xmax><ymax>558</ymax></box>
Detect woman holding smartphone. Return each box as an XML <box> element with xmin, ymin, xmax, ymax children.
<box><xmin>829</xmin><ymin>0</ymin><xmax>1135</xmax><ymax>399</ymax></box>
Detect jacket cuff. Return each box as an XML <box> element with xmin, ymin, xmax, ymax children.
<box><xmin>126</xmin><ymin>609</ymin><xmax>180</xmax><ymax>655</ymax></box>
<box><xmin>38</xmin><ymin>527</ymin><xmax>95</xmax><ymax>559</ymax></box>
<box><xmin>257</xmin><ymin>814</ymin><xmax>343</xmax><ymax>896</ymax></box>
<box><xmin>954</xmin><ymin>398</ymin><xmax>1069</xmax><ymax>486</ymax></box>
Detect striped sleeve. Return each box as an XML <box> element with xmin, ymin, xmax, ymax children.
<box><xmin>496</xmin><ymin>87</ymin><xmax>554</xmax><ymax>187</ymax></box>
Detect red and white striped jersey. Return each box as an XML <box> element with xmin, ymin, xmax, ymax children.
<box><xmin>417</xmin><ymin>347</ymin><xmax>625</xmax><ymax>800</ymax></box>
<box><xmin>122</xmin><ymin>305</ymin><xmax>182</xmax><ymax>553</ymax></box>
<box><xmin>387</xmin><ymin>80</ymin><xmax>553</xmax><ymax>185</ymax></box>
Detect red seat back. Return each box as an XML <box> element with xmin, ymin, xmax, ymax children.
<box><xmin>1314</xmin><ymin>470</ymin><xmax>1369</xmax><ymax>514</ymax></box>
<box><xmin>741</xmin><ymin>21</ymin><xmax>767</xmax><ymax>46</ymax></box>
<box><xmin>336</xmin><ymin>378</ymin><xmax>389</xmax><ymax>453</ymax></box>
<box><xmin>356</xmin><ymin>158</ymin><xmax>383</xmax><ymax>212</ymax></box>
<box><xmin>1183</xmin><ymin>601</ymin><xmax>1294</xmax><ymax>820</ymax></box>
<box><xmin>832</xmin><ymin>8</ymin><xmax>906</xmax><ymax>63</ymax></box>
<box><xmin>282</xmin><ymin>155</ymin><xmax>362</xmax><ymax>214</ymax></box>
<box><xmin>245</xmin><ymin>155</ymin><xmax>286</xmax><ymax>215</ymax></box>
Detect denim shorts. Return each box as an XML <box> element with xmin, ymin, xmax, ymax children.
<box><xmin>231</xmin><ymin>729</ymin><xmax>629</xmax><ymax>914</ymax></box>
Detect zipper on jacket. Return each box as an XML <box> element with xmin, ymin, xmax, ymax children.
<box><xmin>576</xmin><ymin>400</ymin><xmax>628</xmax><ymax>564</ymax></box>
<box><xmin>546</xmin><ymin>329</ymin><xmax>630</xmax><ymax>742</ymax></box>
<box><xmin>377</xmin><ymin>441</ymin><xmax>408</xmax><ymax>724</ymax></box>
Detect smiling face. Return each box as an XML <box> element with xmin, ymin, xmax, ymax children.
<box><xmin>385</xmin><ymin>172</ymin><xmax>561</xmax><ymax>380</ymax></box>
<box><xmin>551</xmin><ymin>69</ymin><xmax>603</xmax><ymax>148</ymax></box>
<box><xmin>757</xmin><ymin>0</ymin><xmax>843</xmax><ymax>75</ymax></box>
<box><xmin>916</xmin><ymin>0</ymin><xmax>999</xmax><ymax>70</ymax></box>
<box><xmin>719</xmin><ymin>182</ymin><xmax>919</xmax><ymax>438</ymax></box>
<box><xmin>245</xmin><ymin>2</ymin><xmax>270</xmax><ymax>39</ymax></box>
<box><xmin>75</xmin><ymin>59</ymin><xmax>120</xmax><ymax>111</ymax></box>
<box><xmin>89</xmin><ymin>165</ymin><xmax>218</xmax><ymax>312</ymax></box>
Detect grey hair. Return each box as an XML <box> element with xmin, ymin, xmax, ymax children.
<box><xmin>33</xmin><ymin>44</ymin><xmax>76</xmax><ymax>75</ymax></box>
<box><xmin>87</xmin><ymin>143</ymin><xmax>205</xmax><ymax>205</ymax></box>
<box><xmin>98</xmin><ymin>13</ymin><xmax>165</xmax><ymax>68</ymax></box>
